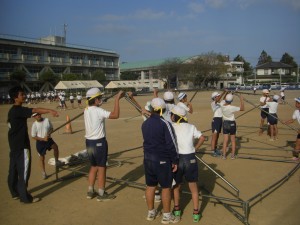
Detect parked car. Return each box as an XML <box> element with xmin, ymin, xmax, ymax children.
<box><xmin>271</xmin><ymin>82</ymin><xmax>280</xmax><ymax>89</ymax></box>
<box><xmin>262</xmin><ymin>83</ymin><xmax>271</xmax><ymax>90</ymax></box>
<box><xmin>240</xmin><ymin>84</ymin><xmax>252</xmax><ymax>90</ymax></box>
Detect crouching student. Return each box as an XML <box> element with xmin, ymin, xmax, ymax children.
<box><xmin>171</xmin><ymin>106</ymin><xmax>205</xmax><ymax>222</ymax></box>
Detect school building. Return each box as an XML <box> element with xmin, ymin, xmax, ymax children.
<box><xmin>0</xmin><ymin>34</ymin><xmax>120</xmax><ymax>93</ymax></box>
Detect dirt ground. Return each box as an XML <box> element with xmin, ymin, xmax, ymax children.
<box><xmin>0</xmin><ymin>90</ymin><xmax>299</xmax><ymax>225</ymax></box>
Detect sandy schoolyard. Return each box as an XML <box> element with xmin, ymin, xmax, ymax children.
<box><xmin>0</xmin><ymin>90</ymin><xmax>299</xmax><ymax>225</ymax></box>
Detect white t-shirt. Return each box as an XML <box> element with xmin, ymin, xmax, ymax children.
<box><xmin>221</xmin><ymin>104</ymin><xmax>240</xmax><ymax>121</ymax></box>
<box><xmin>163</xmin><ymin>103</ymin><xmax>175</xmax><ymax>122</ymax></box>
<box><xmin>177</xmin><ymin>102</ymin><xmax>189</xmax><ymax>112</ymax></box>
<box><xmin>84</xmin><ymin>106</ymin><xmax>111</xmax><ymax>140</ymax></box>
<box><xmin>260</xmin><ymin>96</ymin><xmax>270</xmax><ymax>108</ymax></box>
<box><xmin>211</xmin><ymin>100</ymin><xmax>224</xmax><ymax>118</ymax></box>
<box><xmin>172</xmin><ymin>123</ymin><xmax>202</xmax><ymax>155</ymax></box>
<box><xmin>31</xmin><ymin>118</ymin><xmax>52</xmax><ymax>138</ymax></box>
<box><xmin>77</xmin><ymin>95</ymin><xmax>82</xmax><ymax>100</ymax></box>
<box><xmin>70</xmin><ymin>95</ymin><xmax>74</xmax><ymax>100</ymax></box>
<box><xmin>266</xmin><ymin>101</ymin><xmax>278</xmax><ymax>114</ymax></box>
<box><xmin>292</xmin><ymin>110</ymin><xmax>300</xmax><ymax>125</ymax></box>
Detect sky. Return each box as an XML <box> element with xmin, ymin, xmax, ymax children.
<box><xmin>0</xmin><ymin>0</ymin><xmax>300</xmax><ymax>67</ymax></box>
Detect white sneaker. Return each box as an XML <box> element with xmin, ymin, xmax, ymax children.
<box><xmin>146</xmin><ymin>209</ymin><xmax>161</xmax><ymax>221</ymax></box>
<box><xmin>161</xmin><ymin>214</ymin><xmax>180</xmax><ymax>224</ymax></box>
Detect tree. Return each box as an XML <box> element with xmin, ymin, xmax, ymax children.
<box><xmin>91</xmin><ymin>69</ymin><xmax>106</xmax><ymax>83</ymax></box>
<box><xmin>280</xmin><ymin>52</ymin><xmax>298</xmax><ymax>76</ymax></box>
<box><xmin>120</xmin><ymin>71</ymin><xmax>139</xmax><ymax>80</ymax></box>
<box><xmin>40</xmin><ymin>70</ymin><xmax>58</xmax><ymax>84</ymax></box>
<box><xmin>186</xmin><ymin>52</ymin><xmax>228</xmax><ymax>88</ymax></box>
<box><xmin>257</xmin><ymin>50</ymin><xmax>272</xmax><ymax>65</ymax></box>
<box><xmin>62</xmin><ymin>73</ymin><xmax>78</xmax><ymax>80</ymax></box>
<box><xmin>10</xmin><ymin>69</ymin><xmax>26</xmax><ymax>82</ymax></box>
<box><xmin>158</xmin><ymin>58</ymin><xmax>183</xmax><ymax>89</ymax></box>
<box><xmin>280</xmin><ymin>53</ymin><xmax>298</xmax><ymax>67</ymax></box>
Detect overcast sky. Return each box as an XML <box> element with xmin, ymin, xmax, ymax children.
<box><xmin>1</xmin><ymin>0</ymin><xmax>299</xmax><ymax>67</ymax></box>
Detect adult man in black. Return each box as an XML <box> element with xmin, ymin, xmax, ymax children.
<box><xmin>7</xmin><ymin>86</ymin><xmax>59</xmax><ymax>203</ymax></box>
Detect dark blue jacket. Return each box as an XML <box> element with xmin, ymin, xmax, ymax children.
<box><xmin>142</xmin><ymin>114</ymin><xmax>178</xmax><ymax>164</ymax></box>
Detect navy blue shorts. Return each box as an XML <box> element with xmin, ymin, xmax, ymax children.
<box><xmin>261</xmin><ymin>108</ymin><xmax>269</xmax><ymax>119</ymax></box>
<box><xmin>223</xmin><ymin>120</ymin><xmax>237</xmax><ymax>135</ymax></box>
<box><xmin>174</xmin><ymin>153</ymin><xmax>198</xmax><ymax>184</ymax></box>
<box><xmin>86</xmin><ymin>138</ymin><xmax>108</xmax><ymax>167</ymax></box>
<box><xmin>267</xmin><ymin>113</ymin><xmax>278</xmax><ymax>125</ymax></box>
<box><xmin>144</xmin><ymin>159</ymin><xmax>173</xmax><ymax>188</ymax></box>
<box><xmin>36</xmin><ymin>138</ymin><xmax>56</xmax><ymax>156</ymax></box>
<box><xmin>212</xmin><ymin>117</ymin><xmax>222</xmax><ymax>133</ymax></box>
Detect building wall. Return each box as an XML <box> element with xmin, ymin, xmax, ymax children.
<box><xmin>0</xmin><ymin>37</ymin><xmax>120</xmax><ymax>84</ymax></box>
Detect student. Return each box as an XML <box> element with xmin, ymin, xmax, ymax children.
<box><xmin>31</xmin><ymin>113</ymin><xmax>64</xmax><ymax>179</ymax></box>
<box><xmin>259</xmin><ymin>89</ymin><xmax>270</xmax><ymax>135</ymax></box>
<box><xmin>153</xmin><ymin>89</ymin><xmax>176</xmax><ymax>122</ymax></box>
<box><xmin>69</xmin><ymin>93</ymin><xmax>75</xmax><ymax>108</ymax></box>
<box><xmin>7</xmin><ymin>86</ymin><xmax>59</xmax><ymax>203</ymax></box>
<box><xmin>171</xmin><ymin>106</ymin><xmax>205</xmax><ymax>222</ymax></box>
<box><xmin>280</xmin><ymin>88</ymin><xmax>285</xmax><ymax>104</ymax></box>
<box><xmin>77</xmin><ymin>92</ymin><xmax>82</xmax><ymax>108</ymax></box>
<box><xmin>221</xmin><ymin>93</ymin><xmax>244</xmax><ymax>159</ymax></box>
<box><xmin>84</xmin><ymin>88</ymin><xmax>124</xmax><ymax>201</ymax></box>
<box><xmin>210</xmin><ymin>91</ymin><xmax>226</xmax><ymax>157</ymax></box>
<box><xmin>253</xmin><ymin>86</ymin><xmax>257</xmax><ymax>94</ymax></box>
<box><xmin>177</xmin><ymin>92</ymin><xmax>193</xmax><ymax>114</ymax></box>
<box><xmin>141</xmin><ymin>98</ymin><xmax>179</xmax><ymax>224</ymax></box>
<box><xmin>265</xmin><ymin>95</ymin><xmax>280</xmax><ymax>141</ymax></box>
<box><xmin>284</xmin><ymin>97</ymin><xmax>300</xmax><ymax>161</ymax></box>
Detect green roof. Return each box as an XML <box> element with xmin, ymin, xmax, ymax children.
<box><xmin>120</xmin><ymin>56</ymin><xmax>194</xmax><ymax>70</ymax></box>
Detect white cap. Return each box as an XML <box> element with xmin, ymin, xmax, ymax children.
<box><xmin>294</xmin><ymin>97</ymin><xmax>300</xmax><ymax>103</ymax></box>
<box><xmin>86</xmin><ymin>88</ymin><xmax>103</xmax><ymax>98</ymax></box>
<box><xmin>163</xmin><ymin>91</ymin><xmax>174</xmax><ymax>101</ymax></box>
<box><xmin>32</xmin><ymin>112</ymin><xmax>40</xmax><ymax>117</ymax></box>
<box><xmin>262</xmin><ymin>89</ymin><xmax>269</xmax><ymax>94</ymax></box>
<box><xmin>171</xmin><ymin>106</ymin><xmax>187</xmax><ymax>117</ymax></box>
<box><xmin>273</xmin><ymin>95</ymin><xmax>280</xmax><ymax>100</ymax></box>
<box><xmin>151</xmin><ymin>98</ymin><xmax>166</xmax><ymax>110</ymax></box>
<box><xmin>211</xmin><ymin>92</ymin><xmax>220</xmax><ymax>99</ymax></box>
<box><xmin>225</xmin><ymin>93</ymin><xmax>233</xmax><ymax>102</ymax></box>
<box><xmin>178</xmin><ymin>92</ymin><xmax>186</xmax><ymax>101</ymax></box>
<box><xmin>144</xmin><ymin>101</ymin><xmax>152</xmax><ymax>111</ymax></box>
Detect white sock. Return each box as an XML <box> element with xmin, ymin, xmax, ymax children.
<box><xmin>149</xmin><ymin>209</ymin><xmax>156</xmax><ymax>214</ymax></box>
<box><xmin>98</xmin><ymin>189</ymin><xmax>104</xmax><ymax>196</ymax></box>
<box><xmin>88</xmin><ymin>186</ymin><xmax>93</xmax><ymax>192</ymax></box>
<box><xmin>163</xmin><ymin>212</ymin><xmax>171</xmax><ymax>218</ymax></box>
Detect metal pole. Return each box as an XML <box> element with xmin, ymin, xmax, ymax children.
<box><xmin>50</xmin><ymin>91</ymin><xmax>119</xmax><ymax>135</ymax></box>
<box><xmin>247</xmin><ymin>163</ymin><xmax>300</xmax><ymax>204</ymax></box>
<box><xmin>234</xmin><ymin>93</ymin><xmax>299</xmax><ymax>133</ymax></box>
<box><xmin>195</xmin><ymin>155</ymin><xmax>240</xmax><ymax>197</ymax></box>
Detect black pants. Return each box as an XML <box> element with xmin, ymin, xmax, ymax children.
<box><xmin>8</xmin><ymin>149</ymin><xmax>33</xmax><ymax>203</ymax></box>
